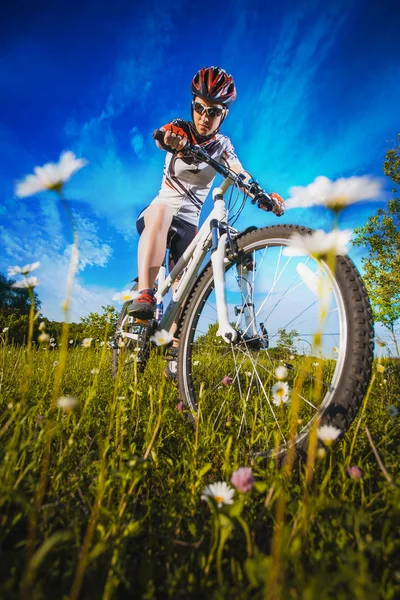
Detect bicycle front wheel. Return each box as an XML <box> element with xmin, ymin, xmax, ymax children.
<box><xmin>177</xmin><ymin>225</ymin><xmax>374</xmax><ymax>458</ymax></box>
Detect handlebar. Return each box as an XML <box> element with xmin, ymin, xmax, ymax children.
<box><xmin>152</xmin><ymin>129</ymin><xmax>275</xmax><ymax>212</ymax></box>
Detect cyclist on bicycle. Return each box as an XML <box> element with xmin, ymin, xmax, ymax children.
<box><xmin>129</xmin><ymin>66</ymin><xmax>285</xmax><ymax>320</ymax></box>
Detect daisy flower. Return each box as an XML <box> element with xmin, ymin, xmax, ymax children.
<box><xmin>112</xmin><ymin>290</ymin><xmax>139</xmax><ymax>303</ymax></box>
<box><xmin>150</xmin><ymin>329</ymin><xmax>173</xmax><ymax>346</ymax></box>
<box><xmin>8</xmin><ymin>262</ymin><xmax>40</xmax><ymax>276</ymax></box>
<box><xmin>15</xmin><ymin>151</ymin><xmax>88</xmax><ymax>197</ymax></box>
<box><xmin>56</xmin><ymin>395</ymin><xmax>78</xmax><ymax>412</ymax></box>
<box><xmin>317</xmin><ymin>424</ymin><xmax>341</xmax><ymax>446</ymax></box>
<box><xmin>275</xmin><ymin>366</ymin><xmax>288</xmax><ymax>380</ymax></box>
<box><xmin>11</xmin><ymin>276</ymin><xmax>39</xmax><ymax>289</ymax></box>
<box><xmin>201</xmin><ymin>482</ymin><xmax>235</xmax><ymax>507</ymax></box>
<box><xmin>386</xmin><ymin>405</ymin><xmax>399</xmax><ymax>417</ymax></box>
<box><xmin>271</xmin><ymin>381</ymin><xmax>290</xmax><ymax>406</ymax></box>
<box><xmin>285</xmin><ymin>175</ymin><xmax>382</xmax><ymax>211</ymax></box>
<box><xmin>284</xmin><ymin>229</ymin><xmax>352</xmax><ymax>260</ymax></box>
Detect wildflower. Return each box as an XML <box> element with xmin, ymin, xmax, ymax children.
<box><xmin>11</xmin><ymin>276</ymin><xmax>39</xmax><ymax>289</ymax></box>
<box><xmin>386</xmin><ymin>405</ymin><xmax>399</xmax><ymax>417</ymax></box>
<box><xmin>347</xmin><ymin>465</ymin><xmax>362</xmax><ymax>480</ymax></box>
<box><xmin>82</xmin><ymin>338</ymin><xmax>93</xmax><ymax>348</ymax></box>
<box><xmin>2</xmin><ymin>327</ymin><xmax>9</xmax><ymax>333</ymax></box>
<box><xmin>316</xmin><ymin>447</ymin><xmax>326</xmax><ymax>459</ymax></box>
<box><xmin>275</xmin><ymin>366</ymin><xmax>288</xmax><ymax>380</ymax></box>
<box><xmin>56</xmin><ymin>395</ymin><xmax>78</xmax><ymax>412</ymax></box>
<box><xmin>230</xmin><ymin>467</ymin><xmax>255</xmax><ymax>493</ymax></box>
<box><xmin>377</xmin><ymin>364</ymin><xmax>385</xmax><ymax>373</ymax></box>
<box><xmin>177</xmin><ymin>402</ymin><xmax>184</xmax><ymax>412</ymax></box>
<box><xmin>201</xmin><ymin>482</ymin><xmax>235</xmax><ymax>507</ymax></box>
<box><xmin>285</xmin><ymin>175</ymin><xmax>382</xmax><ymax>211</ymax></box>
<box><xmin>317</xmin><ymin>424</ymin><xmax>341</xmax><ymax>446</ymax></box>
<box><xmin>112</xmin><ymin>290</ymin><xmax>139</xmax><ymax>303</ymax></box>
<box><xmin>222</xmin><ymin>375</ymin><xmax>233</xmax><ymax>386</ymax></box>
<box><xmin>271</xmin><ymin>381</ymin><xmax>290</xmax><ymax>406</ymax></box>
<box><xmin>150</xmin><ymin>329</ymin><xmax>173</xmax><ymax>346</ymax></box>
<box><xmin>15</xmin><ymin>151</ymin><xmax>88</xmax><ymax>197</ymax></box>
<box><xmin>53</xmin><ymin>361</ymin><xmax>59</xmax><ymax>367</ymax></box>
<box><xmin>90</xmin><ymin>368</ymin><xmax>99</xmax><ymax>375</ymax></box>
<box><xmin>8</xmin><ymin>262</ymin><xmax>40</xmax><ymax>276</ymax></box>
<box><xmin>284</xmin><ymin>229</ymin><xmax>352</xmax><ymax>260</ymax></box>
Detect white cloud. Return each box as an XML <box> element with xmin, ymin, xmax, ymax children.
<box><xmin>0</xmin><ymin>200</ymin><xmax>116</xmax><ymax>322</ymax></box>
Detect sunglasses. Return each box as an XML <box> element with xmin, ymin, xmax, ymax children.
<box><xmin>192</xmin><ymin>100</ymin><xmax>225</xmax><ymax>118</ymax></box>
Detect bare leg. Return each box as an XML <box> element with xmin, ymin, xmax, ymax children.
<box><xmin>137</xmin><ymin>203</ymin><xmax>175</xmax><ymax>290</ymax></box>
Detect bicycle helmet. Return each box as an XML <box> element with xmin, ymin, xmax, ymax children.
<box><xmin>191</xmin><ymin>66</ymin><xmax>237</xmax><ymax>107</ymax></box>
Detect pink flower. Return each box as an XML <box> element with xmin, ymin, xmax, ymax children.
<box><xmin>176</xmin><ymin>402</ymin><xmax>184</xmax><ymax>412</ymax></box>
<box><xmin>347</xmin><ymin>466</ymin><xmax>362</xmax><ymax>480</ymax></box>
<box><xmin>222</xmin><ymin>376</ymin><xmax>233</xmax><ymax>386</ymax></box>
<box><xmin>230</xmin><ymin>467</ymin><xmax>255</xmax><ymax>493</ymax></box>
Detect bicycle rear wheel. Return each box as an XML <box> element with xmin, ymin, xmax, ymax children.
<box><xmin>177</xmin><ymin>225</ymin><xmax>374</xmax><ymax>458</ymax></box>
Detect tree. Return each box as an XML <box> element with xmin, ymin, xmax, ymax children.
<box><xmin>0</xmin><ymin>272</ymin><xmax>41</xmax><ymax>316</ymax></box>
<box><xmin>80</xmin><ymin>305</ymin><xmax>119</xmax><ymax>343</ymax></box>
<box><xmin>352</xmin><ymin>135</ymin><xmax>400</xmax><ymax>356</ymax></box>
<box><xmin>275</xmin><ymin>328</ymin><xmax>299</xmax><ymax>354</ymax></box>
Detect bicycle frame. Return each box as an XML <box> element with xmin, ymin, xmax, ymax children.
<box><xmin>154</xmin><ymin>186</ymin><xmax>241</xmax><ymax>343</ymax></box>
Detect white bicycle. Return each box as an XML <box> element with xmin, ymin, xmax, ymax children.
<box><xmin>112</xmin><ymin>131</ymin><xmax>374</xmax><ymax>458</ymax></box>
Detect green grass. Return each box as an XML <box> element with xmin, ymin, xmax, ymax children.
<box><xmin>0</xmin><ymin>344</ymin><xmax>399</xmax><ymax>599</ymax></box>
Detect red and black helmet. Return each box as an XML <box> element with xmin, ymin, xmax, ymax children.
<box><xmin>191</xmin><ymin>66</ymin><xmax>237</xmax><ymax>107</ymax></box>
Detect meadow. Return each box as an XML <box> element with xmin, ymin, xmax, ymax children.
<box><xmin>0</xmin><ymin>341</ymin><xmax>399</xmax><ymax>600</ymax></box>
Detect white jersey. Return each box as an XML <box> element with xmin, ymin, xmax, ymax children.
<box><xmin>150</xmin><ymin>119</ymin><xmax>243</xmax><ymax>226</ymax></box>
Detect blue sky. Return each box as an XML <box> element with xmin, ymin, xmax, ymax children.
<box><xmin>1</xmin><ymin>0</ymin><xmax>399</xmax><ymax>340</ymax></box>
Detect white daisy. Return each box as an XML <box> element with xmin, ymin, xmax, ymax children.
<box><xmin>11</xmin><ymin>276</ymin><xmax>39</xmax><ymax>289</ymax></box>
<box><xmin>15</xmin><ymin>151</ymin><xmax>88</xmax><ymax>197</ymax></box>
<box><xmin>284</xmin><ymin>229</ymin><xmax>352</xmax><ymax>259</ymax></box>
<box><xmin>82</xmin><ymin>338</ymin><xmax>93</xmax><ymax>348</ymax></box>
<box><xmin>112</xmin><ymin>290</ymin><xmax>139</xmax><ymax>303</ymax></box>
<box><xmin>201</xmin><ymin>481</ymin><xmax>235</xmax><ymax>507</ymax></box>
<box><xmin>317</xmin><ymin>424</ymin><xmax>341</xmax><ymax>445</ymax></box>
<box><xmin>56</xmin><ymin>395</ymin><xmax>78</xmax><ymax>412</ymax></box>
<box><xmin>150</xmin><ymin>329</ymin><xmax>173</xmax><ymax>346</ymax></box>
<box><xmin>8</xmin><ymin>262</ymin><xmax>40</xmax><ymax>277</ymax></box>
<box><xmin>275</xmin><ymin>366</ymin><xmax>288</xmax><ymax>380</ymax></box>
<box><xmin>285</xmin><ymin>175</ymin><xmax>382</xmax><ymax>211</ymax></box>
<box><xmin>271</xmin><ymin>381</ymin><xmax>290</xmax><ymax>406</ymax></box>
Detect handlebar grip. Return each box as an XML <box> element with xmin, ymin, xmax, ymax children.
<box><xmin>153</xmin><ymin>128</ymin><xmax>175</xmax><ymax>154</ymax></box>
<box><xmin>256</xmin><ymin>193</ymin><xmax>275</xmax><ymax>212</ymax></box>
